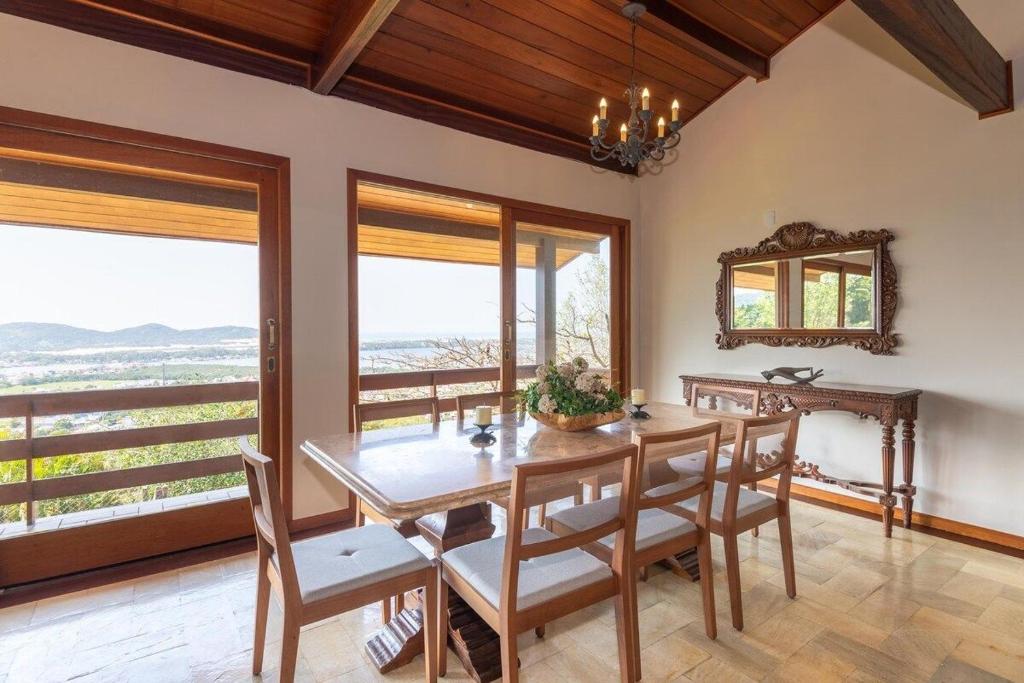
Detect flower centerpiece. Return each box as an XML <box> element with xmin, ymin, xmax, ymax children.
<box><xmin>522</xmin><ymin>357</ymin><xmax>625</xmax><ymax>431</ymax></box>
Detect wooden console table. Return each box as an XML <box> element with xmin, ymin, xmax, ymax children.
<box><xmin>680</xmin><ymin>373</ymin><xmax>921</xmax><ymax>538</ymax></box>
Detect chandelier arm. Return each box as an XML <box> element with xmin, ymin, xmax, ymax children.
<box><xmin>590</xmin><ymin>146</ymin><xmax>619</xmax><ymax>163</ymax></box>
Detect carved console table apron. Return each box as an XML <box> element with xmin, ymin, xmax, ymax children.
<box><xmin>680</xmin><ymin>373</ymin><xmax>921</xmax><ymax>538</ymax></box>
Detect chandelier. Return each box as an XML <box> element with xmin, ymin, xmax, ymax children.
<box><xmin>589</xmin><ymin>2</ymin><xmax>682</xmax><ymax>169</ymax></box>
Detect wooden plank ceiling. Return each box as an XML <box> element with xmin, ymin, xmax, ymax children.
<box><xmin>12</xmin><ymin>0</ymin><xmax>1013</xmax><ymax>175</ymax></box>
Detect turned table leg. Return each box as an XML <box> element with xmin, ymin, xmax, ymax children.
<box><xmin>901</xmin><ymin>419</ymin><xmax>916</xmax><ymax>528</ymax></box>
<box><xmin>880</xmin><ymin>424</ymin><xmax>896</xmax><ymax>538</ymax></box>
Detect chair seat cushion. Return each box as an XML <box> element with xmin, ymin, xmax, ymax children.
<box><xmin>273</xmin><ymin>524</ymin><xmax>431</xmax><ymax>604</ymax></box>
<box><xmin>547</xmin><ymin>495</ymin><xmax>697</xmax><ymax>553</ymax></box>
<box><xmin>668</xmin><ymin>450</ymin><xmax>732</xmax><ymax>477</ymax></box>
<box><xmin>676</xmin><ymin>480</ymin><xmax>776</xmax><ymax>523</ymax></box>
<box><xmin>441</xmin><ymin>527</ymin><xmax>612</xmax><ymax>611</ymax></box>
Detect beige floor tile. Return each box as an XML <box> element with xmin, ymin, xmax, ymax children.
<box><xmin>638</xmin><ymin>627</ymin><xmax>710</xmax><ymax>681</ymax></box>
<box><xmin>928</xmin><ymin>656</ymin><xmax>1012</xmax><ymax>683</ymax></box>
<box><xmin>977</xmin><ymin>596</ymin><xmax>1024</xmax><ymax>633</ymax></box>
<box><xmin>937</xmin><ymin>570</ymin><xmax>1004</xmax><ymax>608</ymax></box>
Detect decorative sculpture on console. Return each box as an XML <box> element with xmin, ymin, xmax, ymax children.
<box><xmin>761</xmin><ymin>367</ymin><xmax>824</xmax><ymax>384</ymax></box>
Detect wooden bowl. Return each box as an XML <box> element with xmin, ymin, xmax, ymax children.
<box><xmin>530</xmin><ymin>409</ymin><xmax>625</xmax><ymax>432</ymax></box>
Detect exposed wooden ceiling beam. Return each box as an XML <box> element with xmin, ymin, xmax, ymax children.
<box><xmin>611</xmin><ymin>0</ymin><xmax>770</xmax><ymax>81</ymax></box>
<box><xmin>312</xmin><ymin>0</ymin><xmax>399</xmax><ymax>95</ymax></box>
<box><xmin>852</xmin><ymin>0</ymin><xmax>1014</xmax><ymax>117</ymax></box>
<box><xmin>333</xmin><ymin>66</ymin><xmax>638</xmax><ymax>175</ymax></box>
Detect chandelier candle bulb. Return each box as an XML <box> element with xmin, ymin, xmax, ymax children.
<box><xmin>671</xmin><ymin>100</ymin><xmax>679</xmax><ymax>122</ymax></box>
<box><xmin>631</xmin><ymin>389</ymin><xmax>646</xmax><ymax>405</ymax></box>
<box><xmin>592</xmin><ymin>115</ymin><xmax>599</xmax><ymax>136</ymax></box>
<box><xmin>642</xmin><ymin>88</ymin><xmax>650</xmax><ymax>110</ymax></box>
<box><xmin>658</xmin><ymin>116</ymin><xmax>665</xmax><ymax>138</ymax></box>
<box><xmin>599</xmin><ymin>97</ymin><xmax>607</xmax><ymax>120</ymax></box>
<box><xmin>474</xmin><ymin>406</ymin><xmax>492</xmax><ymax>426</ymax></box>
<box><xmin>620</xmin><ymin>123</ymin><xmax>628</xmax><ymax>142</ymax></box>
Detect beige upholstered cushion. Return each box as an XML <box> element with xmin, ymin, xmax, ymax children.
<box><xmin>676</xmin><ymin>480</ymin><xmax>777</xmax><ymax>522</ymax></box>
<box><xmin>441</xmin><ymin>527</ymin><xmax>612</xmax><ymax>610</ymax></box>
<box><xmin>273</xmin><ymin>524</ymin><xmax>431</xmax><ymax>604</ymax></box>
<box><xmin>547</xmin><ymin>495</ymin><xmax>697</xmax><ymax>552</ymax></box>
<box><xmin>668</xmin><ymin>449</ymin><xmax>733</xmax><ymax>477</ymax></box>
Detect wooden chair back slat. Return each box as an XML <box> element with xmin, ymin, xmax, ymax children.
<box><xmin>723</xmin><ymin>412</ymin><xmax>801</xmax><ymax>521</ymax></box>
<box><xmin>690</xmin><ymin>383</ymin><xmax>761</xmax><ymax>420</ymax></box>
<box><xmin>239</xmin><ymin>437</ymin><xmax>300</xmax><ymax>594</ymax></box>
<box><xmin>500</xmin><ymin>445</ymin><xmax>639</xmax><ymax>615</ymax></box>
<box><xmin>637</xmin><ymin>423</ymin><xmax>722</xmax><ymax>534</ymax></box>
<box><xmin>353</xmin><ymin>396</ymin><xmax>440</xmax><ymax>432</ymax></box>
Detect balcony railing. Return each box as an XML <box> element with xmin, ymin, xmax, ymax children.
<box><xmin>359</xmin><ymin>365</ymin><xmax>539</xmax><ymax>413</ymax></box>
<box><xmin>0</xmin><ymin>381</ymin><xmax>258</xmax><ymax>526</ymax></box>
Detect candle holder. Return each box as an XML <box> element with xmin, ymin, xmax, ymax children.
<box><xmin>629</xmin><ymin>403</ymin><xmax>651</xmax><ymax>419</ymax></box>
<box><xmin>469</xmin><ymin>423</ymin><xmax>496</xmax><ymax>447</ymax></box>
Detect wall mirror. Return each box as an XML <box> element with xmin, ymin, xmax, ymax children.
<box><xmin>716</xmin><ymin>222</ymin><xmax>899</xmax><ymax>354</ymax></box>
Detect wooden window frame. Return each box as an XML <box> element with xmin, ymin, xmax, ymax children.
<box><xmin>0</xmin><ymin>106</ymin><xmax>292</xmax><ymax>586</ymax></box>
<box><xmin>347</xmin><ymin>169</ymin><xmax>631</xmax><ymax>431</ymax></box>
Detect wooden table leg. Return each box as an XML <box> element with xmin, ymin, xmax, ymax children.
<box><xmin>362</xmin><ymin>503</ymin><xmax>499</xmax><ymax>681</ymax></box>
<box><xmin>901</xmin><ymin>419</ymin><xmax>916</xmax><ymax>528</ymax></box>
<box><xmin>880</xmin><ymin>424</ymin><xmax>896</xmax><ymax>538</ymax></box>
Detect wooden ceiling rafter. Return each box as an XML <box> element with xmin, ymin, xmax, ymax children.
<box><xmin>334</xmin><ymin>67</ymin><xmax>638</xmax><ymax>175</ymax></box>
<box><xmin>0</xmin><ymin>0</ymin><xmax>873</xmax><ymax>173</ymax></box>
<box><xmin>311</xmin><ymin>0</ymin><xmax>399</xmax><ymax>95</ymax></box>
<box><xmin>600</xmin><ymin>0</ymin><xmax>771</xmax><ymax>80</ymax></box>
<box><xmin>852</xmin><ymin>0</ymin><xmax>1014</xmax><ymax>118</ymax></box>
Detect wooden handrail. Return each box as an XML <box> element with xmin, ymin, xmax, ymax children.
<box><xmin>0</xmin><ymin>381</ymin><xmax>259</xmax><ymax>524</ymax></box>
<box><xmin>358</xmin><ymin>365</ymin><xmax>538</xmax><ymax>392</ymax></box>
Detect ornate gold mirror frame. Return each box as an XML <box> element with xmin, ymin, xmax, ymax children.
<box><xmin>716</xmin><ymin>222</ymin><xmax>899</xmax><ymax>355</ymax></box>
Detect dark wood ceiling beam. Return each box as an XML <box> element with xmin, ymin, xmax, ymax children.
<box><xmin>611</xmin><ymin>0</ymin><xmax>770</xmax><ymax>81</ymax></box>
<box><xmin>853</xmin><ymin>0</ymin><xmax>1013</xmax><ymax>117</ymax></box>
<box><xmin>0</xmin><ymin>0</ymin><xmax>313</xmax><ymax>85</ymax></box>
<box><xmin>333</xmin><ymin>67</ymin><xmax>637</xmax><ymax>175</ymax></box>
<box><xmin>312</xmin><ymin>0</ymin><xmax>398</xmax><ymax>95</ymax></box>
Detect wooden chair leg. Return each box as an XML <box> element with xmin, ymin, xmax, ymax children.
<box><xmin>778</xmin><ymin>511</ymin><xmax>797</xmax><ymax>599</ymax></box>
<box><xmin>423</xmin><ymin>571</ymin><xmax>439</xmax><ymax>682</ymax></box>
<box><xmin>381</xmin><ymin>596</ymin><xmax>391</xmax><ymax>625</ymax></box>
<box><xmin>614</xmin><ymin>574</ymin><xmax>640</xmax><ymax>683</ymax></box>
<box><xmin>396</xmin><ymin>592</ymin><xmax>405</xmax><ymax>614</ymax></box>
<box><xmin>574</xmin><ymin>483</ymin><xmax>584</xmax><ymax>505</ymax></box>
<box><xmin>639</xmin><ymin>565</ymin><xmax>648</xmax><ymax>582</ymax></box>
<box><xmin>592</xmin><ymin>482</ymin><xmax>603</xmax><ymax>502</ymax></box>
<box><xmin>252</xmin><ymin>552</ymin><xmax>271</xmax><ymax>674</ymax></box>
<box><xmin>280</xmin><ymin>607</ymin><xmax>301</xmax><ymax>683</ymax></box>
<box><xmin>355</xmin><ymin>500</ymin><xmax>365</xmax><ymax>527</ymax></box>
<box><xmin>500</xmin><ymin>619</ymin><xmax>519</xmax><ymax>683</ymax></box>
<box><xmin>749</xmin><ymin>483</ymin><xmax>759</xmax><ymax>537</ymax></box>
<box><xmin>534</xmin><ymin>625</ymin><xmax>545</xmax><ymax>638</ymax></box>
<box><xmin>697</xmin><ymin>534</ymin><xmax>717</xmax><ymax>640</ymax></box>
<box><xmin>537</xmin><ymin>503</ymin><xmax>547</xmax><ymax>528</ymax></box>
<box><xmin>522</xmin><ymin>509</ymin><xmax>530</xmax><ymax>530</ymax></box>
<box><xmin>723</xmin><ymin>533</ymin><xmax>744</xmax><ymax>631</ymax></box>
<box><xmin>438</xmin><ymin>576</ymin><xmax>449</xmax><ymax>678</ymax></box>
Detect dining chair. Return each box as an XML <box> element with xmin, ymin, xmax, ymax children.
<box><xmin>438</xmin><ymin>445</ymin><xmax>643</xmax><ymax>683</ymax></box>
<box><xmin>352</xmin><ymin>396</ymin><xmax>439</xmax><ymax>622</ymax></box>
<box><xmin>456</xmin><ymin>390</ymin><xmax>584</xmax><ymax>530</ymax></box>
<box><xmin>673</xmin><ymin>411</ymin><xmax>801</xmax><ymax>631</ymax></box>
<box><xmin>239</xmin><ymin>438</ymin><xmax>438</xmax><ymax>683</ymax></box>
<box><xmin>674</xmin><ymin>383</ymin><xmax>766</xmax><ymax>536</ymax></box>
<box><xmin>546</xmin><ymin>423</ymin><xmax>722</xmax><ymax>667</ymax></box>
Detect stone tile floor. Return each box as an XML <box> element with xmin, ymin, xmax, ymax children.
<box><xmin>1</xmin><ymin>499</ymin><xmax>1023</xmax><ymax>682</ymax></box>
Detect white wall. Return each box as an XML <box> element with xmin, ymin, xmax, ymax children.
<box><xmin>0</xmin><ymin>14</ymin><xmax>640</xmax><ymax>519</ymax></box>
<box><xmin>639</xmin><ymin>1</ymin><xmax>1024</xmax><ymax>535</ymax></box>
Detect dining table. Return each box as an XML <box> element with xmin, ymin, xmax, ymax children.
<box><xmin>301</xmin><ymin>401</ymin><xmax>735</xmax><ymax>682</ymax></box>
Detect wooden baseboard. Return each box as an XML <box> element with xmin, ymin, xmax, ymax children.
<box><xmin>761</xmin><ymin>480</ymin><xmax>1024</xmax><ymax>554</ymax></box>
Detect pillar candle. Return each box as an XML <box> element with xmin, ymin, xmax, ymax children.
<box><xmin>474</xmin><ymin>405</ymin><xmax>492</xmax><ymax>426</ymax></box>
<box><xmin>631</xmin><ymin>389</ymin><xmax>646</xmax><ymax>405</ymax></box>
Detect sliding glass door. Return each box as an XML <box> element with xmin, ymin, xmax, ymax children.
<box><xmin>502</xmin><ymin>208</ymin><xmax>629</xmax><ymax>398</ymax></box>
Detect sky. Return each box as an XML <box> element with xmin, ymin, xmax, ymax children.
<box><xmin>359</xmin><ymin>239</ymin><xmax>609</xmax><ymax>339</ymax></box>
<box><xmin>0</xmin><ymin>224</ymin><xmax>258</xmax><ymax>330</ymax></box>
<box><xmin>0</xmin><ymin>222</ymin><xmax>608</xmax><ymax>339</ymax></box>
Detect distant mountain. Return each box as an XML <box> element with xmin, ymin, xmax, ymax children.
<box><xmin>0</xmin><ymin>322</ymin><xmax>258</xmax><ymax>352</ymax></box>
